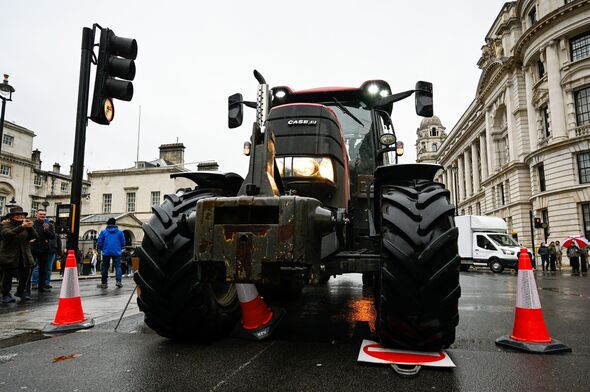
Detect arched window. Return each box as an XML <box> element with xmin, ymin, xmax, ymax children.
<box><xmin>432</xmin><ymin>143</ymin><xmax>438</xmax><ymax>152</ymax></box>
<box><xmin>430</xmin><ymin>127</ymin><xmax>438</xmax><ymax>137</ymax></box>
<box><xmin>83</xmin><ymin>230</ymin><xmax>97</xmax><ymax>240</ymax></box>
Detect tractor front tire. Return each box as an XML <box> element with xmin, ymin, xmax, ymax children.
<box><xmin>378</xmin><ymin>180</ymin><xmax>460</xmax><ymax>350</ymax></box>
<box><xmin>134</xmin><ymin>188</ymin><xmax>240</xmax><ymax>340</ymax></box>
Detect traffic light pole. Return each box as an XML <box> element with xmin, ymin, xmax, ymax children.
<box><xmin>68</xmin><ymin>27</ymin><xmax>94</xmax><ymax>253</ymax></box>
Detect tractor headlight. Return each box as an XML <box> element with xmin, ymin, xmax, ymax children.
<box><xmin>276</xmin><ymin>156</ymin><xmax>334</xmax><ymax>182</ymax></box>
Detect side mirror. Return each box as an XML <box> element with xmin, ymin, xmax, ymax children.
<box><xmin>228</xmin><ymin>93</ymin><xmax>244</xmax><ymax>128</ymax></box>
<box><xmin>415</xmin><ymin>81</ymin><xmax>433</xmax><ymax>117</ymax></box>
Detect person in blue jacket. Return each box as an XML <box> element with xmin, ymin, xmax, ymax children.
<box><xmin>97</xmin><ymin>217</ymin><xmax>126</xmax><ymax>288</ymax></box>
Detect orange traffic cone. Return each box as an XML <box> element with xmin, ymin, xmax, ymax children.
<box><xmin>495</xmin><ymin>248</ymin><xmax>570</xmax><ymax>353</ymax></box>
<box><xmin>43</xmin><ymin>250</ymin><xmax>95</xmax><ymax>333</ymax></box>
<box><xmin>232</xmin><ymin>283</ymin><xmax>285</xmax><ymax>340</ymax></box>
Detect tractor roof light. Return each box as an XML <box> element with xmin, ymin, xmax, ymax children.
<box><xmin>367</xmin><ymin>83</ymin><xmax>380</xmax><ymax>95</ymax></box>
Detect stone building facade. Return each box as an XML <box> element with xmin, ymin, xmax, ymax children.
<box><xmin>0</xmin><ymin>120</ymin><xmax>88</xmax><ymax>218</ymax></box>
<box><xmin>83</xmin><ymin>143</ymin><xmax>195</xmax><ymax>244</ymax></box>
<box><xmin>418</xmin><ymin>0</ymin><xmax>590</xmax><ymax>247</ymax></box>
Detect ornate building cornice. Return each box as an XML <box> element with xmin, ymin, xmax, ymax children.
<box><xmin>513</xmin><ymin>0</ymin><xmax>590</xmax><ymax>59</ymax></box>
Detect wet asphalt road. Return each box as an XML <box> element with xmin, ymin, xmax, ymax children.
<box><xmin>0</xmin><ymin>269</ymin><xmax>589</xmax><ymax>391</ymax></box>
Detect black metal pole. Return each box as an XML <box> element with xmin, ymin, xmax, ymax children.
<box><xmin>0</xmin><ymin>99</ymin><xmax>6</xmax><ymax>156</ymax></box>
<box><xmin>529</xmin><ymin>210</ymin><xmax>536</xmax><ymax>265</ymax></box>
<box><xmin>67</xmin><ymin>27</ymin><xmax>94</xmax><ymax>253</ymax></box>
<box><xmin>453</xmin><ymin>166</ymin><xmax>459</xmax><ymax>216</ymax></box>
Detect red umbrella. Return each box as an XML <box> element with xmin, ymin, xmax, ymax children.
<box><xmin>562</xmin><ymin>236</ymin><xmax>589</xmax><ymax>249</ymax></box>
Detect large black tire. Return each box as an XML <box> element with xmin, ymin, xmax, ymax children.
<box><xmin>378</xmin><ymin>180</ymin><xmax>460</xmax><ymax>350</ymax></box>
<box><xmin>134</xmin><ymin>188</ymin><xmax>240</xmax><ymax>339</ymax></box>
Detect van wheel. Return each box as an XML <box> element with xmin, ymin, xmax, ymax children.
<box><xmin>489</xmin><ymin>259</ymin><xmax>504</xmax><ymax>273</ymax></box>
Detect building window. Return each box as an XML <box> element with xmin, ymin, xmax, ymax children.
<box><xmin>499</xmin><ymin>183</ymin><xmax>505</xmax><ymax>206</ymax></box>
<box><xmin>476</xmin><ymin>202</ymin><xmax>481</xmax><ymax>215</ymax></box>
<box><xmin>432</xmin><ymin>143</ymin><xmax>438</xmax><ymax>152</ymax></box>
<box><xmin>82</xmin><ymin>185</ymin><xmax>88</xmax><ymax>194</ymax></box>
<box><xmin>102</xmin><ymin>193</ymin><xmax>112</xmax><ymax>214</ymax></box>
<box><xmin>542</xmin><ymin>106</ymin><xmax>551</xmax><ymax>137</ymax></box>
<box><xmin>0</xmin><ymin>196</ymin><xmax>5</xmax><ymax>217</ymax></box>
<box><xmin>151</xmin><ymin>191</ymin><xmax>160</xmax><ymax>206</ymax></box>
<box><xmin>575</xmin><ymin>87</ymin><xmax>590</xmax><ymax>126</ymax></box>
<box><xmin>571</xmin><ymin>32</ymin><xmax>590</xmax><ymax>62</ymax></box>
<box><xmin>537</xmin><ymin>60</ymin><xmax>545</xmax><ymax>78</ymax></box>
<box><xmin>528</xmin><ymin>6</ymin><xmax>537</xmax><ymax>26</ymax></box>
<box><xmin>60</xmin><ymin>182</ymin><xmax>69</xmax><ymax>193</ymax></box>
<box><xmin>430</xmin><ymin>127</ymin><xmax>438</xmax><ymax>137</ymax></box>
<box><xmin>582</xmin><ymin>203</ymin><xmax>590</xmax><ymax>240</ymax></box>
<box><xmin>31</xmin><ymin>201</ymin><xmax>40</xmax><ymax>214</ymax></box>
<box><xmin>83</xmin><ymin>230</ymin><xmax>98</xmax><ymax>240</ymax></box>
<box><xmin>538</xmin><ymin>164</ymin><xmax>546</xmax><ymax>191</ymax></box>
<box><xmin>127</xmin><ymin>192</ymin><xmax>136</xmax><ymax>212</ymax></box>
<box><xmin>578</xmin><ymin>151</ymin><xmax>590</xmax><ymax>183</ymax></box>
<box><xmin>504</xmin><ymin>180</ymin><xmax>510</xmax><ymax>204</ymax></box>
<box><xmin>2</xmin><ymin>134</ymin><xmax>14</xmax><ymax>147</ymax></box>
<box><xmin>33</xmin><ymin>174</ymin><xmax>43</xmax><ymax>187</ymax></box>
<box><xmin>495</xmin><ymin>136</ymin><xmax>509</xmax><ymax>167</ymax></box>
<box><xmin>0</xmin><ymin>165</ymin><xmax>11</xmax><ymax>177</ymax></box>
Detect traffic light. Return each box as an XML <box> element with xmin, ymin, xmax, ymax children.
<box><xmin>534</xmin><ymin>217</ymin><xmax>542</xmax><ymax>228</ymax></box>
<box><xmin>90</xmin><ymin>28</ymin><xmax>137</xmax><ymax>125</ymax></box>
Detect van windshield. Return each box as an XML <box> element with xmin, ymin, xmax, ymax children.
<box><xmin>489</xmin><ymin>234</ymin><xmax>519</xmax><ymax>247</ymax></box>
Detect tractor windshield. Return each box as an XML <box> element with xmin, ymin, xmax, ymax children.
<box><xmin>324</xmin><ymin>102</ymin><xmax>374</xmax><ymax>173</ymax></box>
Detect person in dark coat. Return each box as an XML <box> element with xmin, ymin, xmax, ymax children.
<box><xmin>567</xmin><ymin>244</ymin><xmax>580</xmax><ymax>274</ymax></box>
<box><xmin>538</xmin><ymin>243</ymin><xmax>549</xmax><ymax>271</ymax></box>
<box><xmin>29</xmin><ymin>209</ymin><xmax>56</xmax><ymax>293</ymax></box>
<box><xmin>0</xmin><ymin>206</ymin><xmax>37</xmax><ymax>303</ymax></box>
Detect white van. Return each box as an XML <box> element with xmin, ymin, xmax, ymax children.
<box><xmin>455</xmin><ymin>215</ymin><xmax>522</xmax><ymax>273</ymax></box>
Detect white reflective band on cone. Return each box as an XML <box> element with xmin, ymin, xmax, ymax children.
<box><xmin>59</xmin><ymin>267</ymin><xmax>81</xmax><ymax>299</ymax></box>
<box><xmin>516</xmin><ymin>270</ymin><xmax>541</xmax><ymax>309</ymax></box>
<box><xmin>236</xmin><ymin>283</ymin><xmax>258</xmax><ymax>303</ymax></box>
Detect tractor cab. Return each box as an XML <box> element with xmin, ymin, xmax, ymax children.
<box><xmin>263</xmin><ymin>82</ymin><xmax>400</xmax><ymax>210</ymax></box>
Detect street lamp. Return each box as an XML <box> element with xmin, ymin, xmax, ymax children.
<box><xmin>41</xmin><ymin>199</ymin><xmax>49</xmax><ymax>211</ymax></box>
<box><xmin>0</xmin><ymin>74</ymin><xmax>15</xmax><ymax>155</ymax></box>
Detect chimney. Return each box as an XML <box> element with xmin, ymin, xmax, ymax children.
<box><xmin>159</xmin><ymin>143</ymin><xmax>185</xmax><ymax>166</ymax></box>
<box><xmin>197</xmin><ymin>160</ymin><xmax>219</xmax><ymax>171</ymax></box>
<box><xmin>31</xmin><ymin>149</ymin><xmax>42</xmax><ymax>169</ymax></box>
<box><xmin>53</xmin><ymin>162</ymin><xmax>61</xmax><ymax>173</ymax></box>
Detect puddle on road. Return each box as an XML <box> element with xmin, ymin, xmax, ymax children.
<box><xmin>0</xmin><ymin>331</ymin><xmax>50</xmax><ymax>349</ymax></box>
<box><xmin>539</xmin><ymin>287</ymin><xmax>590</xmax><ymax>299</ymax></box>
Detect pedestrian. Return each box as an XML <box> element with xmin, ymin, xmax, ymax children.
<box><xmin>581</xmin><ymin>246</ymin><xmax>588</xmax><ymax>274</ymax></box>
<box><xmin>567</xmin><ymin>244</ymin><xmax>580</xmax><ymax>274</ymax></box>
<box><xmin>43</xmin><ymin>221</ymin><xmax>61</xmax><ymax>289</ymax></box>
<box><xmin>97</xmin><ymin>217</ymin><xmax>125</xmax><ymax>288</ymax></box>
<box><xmin>538</xmin><ymin>242</ymin><xmax>549</xmax><ymax>271</ymax></box>
<box><xmin>29</xmin><ymin>209</ymin><xmax>56</xmax><ymax>293</ymax></box>
<box><xmin>548</xmin><ymin>241</ymin><xmax>557</xmax><ymax>272</ymax></box>
<box><xmin>0</xmin><ymin>206</ymin><xmax>37</xmax><ymax>303</ymax></box>
<box><xmin>91</xmin><ymin>249</ymin><xmax>97</xmax><ymax>275</ymax></box>
<box><xmin>555</xmin><ymin>240</ymin><xmax>563</xmax><ymax>270</ymax></box>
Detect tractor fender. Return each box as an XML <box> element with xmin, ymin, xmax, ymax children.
<box><xmin>374</xmin><ymin>163</ymin><xmax>443</xmax><ymax>185</ymax></box>
<box><xmin>170</xmin><ymin>171</ymin><xmax>244</xmax><ymax>195</ymax></box>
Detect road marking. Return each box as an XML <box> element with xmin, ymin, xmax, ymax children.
<box><xmin>209</xmin><ymin>340</ymin><xmax>277</xmax><ymax>392</ymax></box>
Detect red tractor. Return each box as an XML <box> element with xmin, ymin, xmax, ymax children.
<box><xmin>135</xmin><ymin>71</ymin><xmax>460</xmax><ymax>350</ymax></box>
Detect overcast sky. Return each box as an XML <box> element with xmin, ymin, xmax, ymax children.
<box><xmin>2</xmin><ymin>0</ymin><xmax>507</xmax><ymax>177</ymax></box>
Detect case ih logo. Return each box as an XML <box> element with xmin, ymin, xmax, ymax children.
<box><xmin>287</xmin><ymin>119</ymin><xmax>318</xmax><ymax>126</ymax></box>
